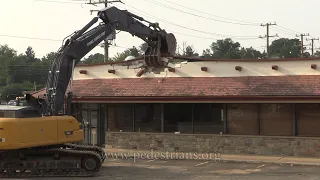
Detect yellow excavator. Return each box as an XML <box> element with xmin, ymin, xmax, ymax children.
<box><xmin>0</xmin><ymin>6</ymin><xmax>176</xmax><ymax>178</ymax></box>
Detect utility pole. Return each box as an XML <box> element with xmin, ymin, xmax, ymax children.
<box><xmin>259</xmin><ymin>22</ymin><xmax>278</xmax><ymax>58</ymax></box>
<box><xmin>87</xmin><ymin>0</ymin><xmax>123</xmax><ymax>62</ymax></box>
<box><xmin>306</xmin><ymin>37</ymin><xmax>319</xmax><ymax>56</ymax></box>
<box><xmin>296</xmin><ymin>33</ymin><xmax>310</xmax><ymax>57</ymax></box>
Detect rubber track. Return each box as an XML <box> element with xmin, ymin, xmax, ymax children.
<box><xmin>0</xmin><ymin>144</ymin><xmax>105</xmax><ymax>178</ymax></box>
<box><xmin>65</xmin><ymin>143</ymin><xmax>106</xmax><ymax>161</ymax></box>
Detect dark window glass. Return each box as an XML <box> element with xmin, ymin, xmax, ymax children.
<box><xmin>134</xmin><ymin>103</ymin><xmax>161</xmax><ymax>132</ymax></box>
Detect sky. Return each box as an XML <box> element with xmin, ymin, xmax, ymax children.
<box><xmin>1</xmin><ymin>0</ymin><xmax>320</xmax><ymax>59</ymax></box>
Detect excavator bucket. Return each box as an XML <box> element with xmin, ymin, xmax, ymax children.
<box><xmin>162</xmin><ymin>33</ymin><xmax>177</xmax><ymax>56</ymax></box>
<box><xmin>144</xmin><ymin>32</ymin><xmax>177</xmax><ymax>67</ymax></box>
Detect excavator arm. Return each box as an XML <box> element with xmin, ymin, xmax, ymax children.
<box><xmin>0</xmin><ymin>7</ymin><xmax>177</xmax><ymax>178</ymax></box>
<box><xmin>42</xmin><ymin>6</ymin><xmax>177</xmax><ymax>116</ymax></box>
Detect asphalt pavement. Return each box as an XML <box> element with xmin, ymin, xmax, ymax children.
<box><xmin>25</xmin><ymin>158</ymin><xmax>320</xmax><ymax>180</ymax></box>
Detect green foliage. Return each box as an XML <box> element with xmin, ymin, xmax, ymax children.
<box><xmin>139</xmin><ymin>42</ymin><xmax>148</xmax><ymax>54</ymax></box>
<box><xmin>314</xmin><ymin>50</ymin><xmax>320</xmax><ymax>57</ymax></box>
<box><xmin>184</xmin><ymin>45</ymin><xmax>199</xmax><ymax>57</ymax></box>
<box><xmin>240</xmin><ymin>47</ymin><xmax>264</xmax><ymax>59</ymax></box>
<box><xmin>81</xmin><ymin>53</ymin><xmax>105</xmax><ymax>64</ymax></box>
<box><xmin>40</xmin><ymin>52</ymin><xmax>58</xmax><ymax>66</ymax></box>
<box><xmin>5</xmin><ymin>47</ymin><xmax>44</xmax><ymax>85</ymax></box>
<box><xmin>269</xmin><ymin>38</ymin><xmax>301</xmax><ymax>58</ymax></box>
<box><xmin>111</xmin><ymin>46</ymin><xmax>140</xmax><ymax>61</ymax></box>
<box><xmin>25</xmin><ymin>46</ymin><xmax>36</xmax><ymax>64</ymax></box>
<box><xmin>0</xmin><ymin>81</ymin><xmax>34</xmax><ymax>100</ymax></box>
<box><xmin>0</xmin><ymin>45</ymin><xmax>55</xmax><ymax>100</ymax></box>
<box><xmin>0</xmin><ymin>44</ymin><xmax>17</xmax><ymax>86</ymax></box>
<box><xmin>203</xmin><ymin>38</ymin><xmax>242</xmax><ymax>59</ymax></box>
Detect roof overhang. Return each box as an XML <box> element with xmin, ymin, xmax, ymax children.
<box><xmin>72</xmin><ymin>96</ymin><xmax>320</xmax><ymax>103</ymax></box>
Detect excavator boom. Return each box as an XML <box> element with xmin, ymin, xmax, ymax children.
<box><xmin>0</xmin><ymin>6</ymin><xmax>177</xmax><ymax>178</ymax></box>
<box><xmin>43</xmin><ymin>6</ymin><xmax>176</xmax><ymax>116</ymax></box>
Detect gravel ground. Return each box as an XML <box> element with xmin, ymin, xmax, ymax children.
<box><xmin>4</xmin><ymin>159</ymin><xmax>320</xmax><ymax>180</ymax></box>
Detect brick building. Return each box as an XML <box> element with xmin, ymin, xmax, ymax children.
<box><xmin>33</xmin><ymin>57</ymin><xmax>320</xmax><ymax>157</ymax></box>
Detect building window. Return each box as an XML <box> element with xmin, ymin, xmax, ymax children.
<box><xmin>227</xmin><ymin>104</ymin><xmax>259</xmax><ymax>135</ymax></box>
<box><xmin>193</xmin><ymin>103</ymin><xmax>224</xmax><ymax>134</ymax></box>
<box><xmin>259</xmin><ymin>104</ymin><xmax>293</xmax><ymax>136</ymax></box>
<box><xmin>296</xmin><ymin>103</ymin><xmax>320</xmax><ymax>137</ymax></box>
<box><xmin>107</xmin><ymin>104</ymin><xmax>133</xmax><ymax>132</ymax></box>
<box><xmin>164</xmin><ymin>103</ymin><xmax>193</xmax><ymax>133</ymax></box>
<box><xmin>134</xmin><ymin>103</ymin><xmax>161</xmax><ymax>132</ymax></box>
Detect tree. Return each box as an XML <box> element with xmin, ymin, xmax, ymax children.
<box><xmin>139</xmin><ymin>42</ymin><xmax>148</xmax><ymax>54</ymax></box>
<box><xmin>25</xmin><ymin>46</ymin><xmax>35</xmax><ymax>59</ymax></box>
<box><xmin>202</xmin><ymin>48</ymin><xmax>212</xmax><ymax>58</ymax></box>
<box><xmin>0</xmin><ymin>81</ymin><xmax>34</xmax><ymax>100</ymax></box>
<box><xmin>202</xmin><ymin>38</ymin><xmax>242</xmax><ymax>59</ymax></box>
<box><xmin>81</xmin><ymin>53</ymin><xmax>105</xmax><ymax>64</ymax></box>
<box><xmin>184</xmin><ymin>45</ymin><xmax>199</xmax><ymax>57</ymax></box>
<box><xmin>240</xmin><ymin>47</ymin><xmax>264</xmax><ymax>59</ymax></box>
<box><xmin>269</xmin><ymin>38</ymin><xmax>301</xmax><ymax>58</ymax></box>
<box><xmin>314</xmin><ymin>50</ymin><xmax>320</xmax><ymax>57</ymax></box>
<box><xmin>24</xmin><ymin>46</ymin><xmax>38</xmax><ymax>64</ymax></box>
<box><xmin>41</xmin><ymin>52</ymin><xmax>58</xmax><ymax>66</ymax></box>
<box><xmin>0</xmin><ymin>44</ymin><xmax>17</xmax><ymax>59</ymax></box>
<box><xmin>111</xmin><ymin>46</ymin><xmax>140</xmax><ymax>61</ymax></box>
<box><xmin>79</xmin><ymin>42</ymin><xmax>150</xmax><ymax>64</ymax></box>
<box><xmin>0</xmin><ymin>45</ymin><xmax>17</xmax><ymax>86</ymax></box>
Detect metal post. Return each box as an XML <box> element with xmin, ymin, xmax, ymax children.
<box><xmin>161</xmin><ymin>104</ymin><xmax>164</xmax><ymax>133</ymax></box>
<box><xmin>292</xmin><ymin>104</ymin><xmax>297</xmax><ymax>136</ymax></box>
<box><xmin>191</xmin><ymin>104</ymin><xmax>194</xmax><ymax>134</ymax></box>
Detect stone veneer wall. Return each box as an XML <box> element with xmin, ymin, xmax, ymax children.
<box><xmin>106</xmin><ymin>132</ymin><xmax>320</xmax><ymax>157</ymax></box>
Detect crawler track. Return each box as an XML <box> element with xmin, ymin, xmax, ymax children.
<box><xmin>0</xmin><ymin>143</ymin><xmax>106</xmax><ymax>178</ymax></box>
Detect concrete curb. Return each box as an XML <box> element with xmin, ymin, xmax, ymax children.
<box><xmin>105</xmin><ymin>156</ymin><xmax>320</xmax><ymax>166</ymax></box>
<box><xmin>219</xmin><ymin>159</ymin><xmax>320</xmax><ymax>167</ymax></box>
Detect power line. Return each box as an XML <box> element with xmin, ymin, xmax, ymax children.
<box><xmin>259</xmin><ymin>23</ymin><xmax>278</xmax><ymax>58</ymax></box>
<box><xmin>271</xmin><ymin>26</ymin><xmax>296</xmax><ymax>37</ymax></box>
<box><xmin>34</xmin><ymin>0</ymin><xmax>306</xmax><ymax>40</ymax></box>
<box><xmin>157</xmin><ymin>0</ymin><xmax>260</xmax><ymax>25</ymax></box>
<box><xmin>143</xmin><ymin>0</ymin><xmax>259</xmax><ymax>26</ymax></box>
<box><xmin>33</xmin><ymin>0</ymin><xmax>84</xmax><ymax>4</ymax></box>
<box><xmin>31</xmin><ymin>0</ymin><xmax>260</xmax><ymax>40</ymax></box>
<box><xmin>296</xmin><ymin>33</ymin><xmax>310</xmax><ymax>57</ymax></box>
<box><xmin>118</xmin><ymin>3</ymin><xmax>259</xmax><ymax>39</ymax></box>
<box><xmin>33</xmin><ymin>0</ymin><xmax>295</xmax><ymax>41</ymax></box>
<box><xmin>277</xmin><ymin>25</ymin><xmax>303</xmax><ymax>35</ymax></box>
<box><xmin>0</xmin><ymin>34</ymin><xmax>131</xmax><ymax>49</ymax></box>
<box><xmin>0</xmin><ymin>34</ymin><xmax>61</xmax><ymax>41</ymax></box>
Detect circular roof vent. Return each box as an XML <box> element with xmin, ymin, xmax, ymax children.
<box><xmin>125</xmin><ymin>55</ymin><xmax>136</xmax><ymax>61</ymax></box>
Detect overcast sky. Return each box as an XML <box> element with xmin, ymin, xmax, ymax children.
<box><xmin>1</xmin><ymin>0</ymin><xmax>319</xmax><ymax>59</ymax></box>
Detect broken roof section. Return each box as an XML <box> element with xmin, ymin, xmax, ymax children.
<box><xmin>32</xmin><ymin>57</ymin><xmax>320</xmax><ymax>102</ymax></box>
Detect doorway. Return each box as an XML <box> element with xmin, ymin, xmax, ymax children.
<box><xmin>81</xmin><ymin>110</ymin><xmax>99</xmax><ymax>146</ymax></box>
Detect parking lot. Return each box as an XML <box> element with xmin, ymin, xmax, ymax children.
<box><xmin>82</xmin><ymin>158</ymin><xmax>320</xmax><ymax>180</ymax></box>
<box><xmin>3</xmin><ymin>158</ymin><xmax>320</xmax><ymax>180</ymax></box>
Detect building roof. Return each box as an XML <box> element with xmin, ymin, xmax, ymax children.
<box><xmin>32</xmin><ymin>75</ymin><xmax>320</xmax><ymax>102</ymax></box>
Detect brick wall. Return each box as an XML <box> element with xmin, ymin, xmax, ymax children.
<box><xmin>106</xmin><ymin>132</ymin><xmax>320</xmax><ymax>157</ymax></box>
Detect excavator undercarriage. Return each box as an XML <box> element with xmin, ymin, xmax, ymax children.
<box><xmin>0</xmin><ymin>143</ymin><xmax>106</xmax><ymax>178</ymax></box>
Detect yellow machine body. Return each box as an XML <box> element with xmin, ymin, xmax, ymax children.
<box><xmin>0</xmin><ymin>115</ymin><xmax>84</xmax><ymax>150</ymax></box>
